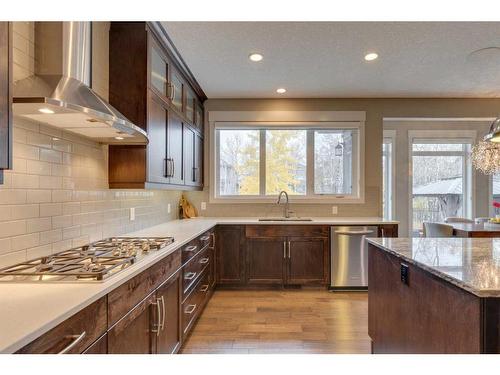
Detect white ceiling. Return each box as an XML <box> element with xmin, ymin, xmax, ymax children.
<box><xmin>161</xmin><ymin>22</ymin><xmax>500</xmax><ymax>98</ymax></box>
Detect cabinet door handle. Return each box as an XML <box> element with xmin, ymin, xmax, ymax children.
<box><xmin>288</xmin><ymin>241</ymin><xmax>291</xmax><ymax>258</ymax></box>
<box><xmin>57</xmin><ymin>331</ymin><xmax>86</xmax><ymax>354</ymax></box>
<box><xmin>171</xmin><ymin>159</ymin><xmax>175</xmax><ymax>178</ymax></box>
<box><xmin>199</xmin><ymin>257</ymin><xmax>209</xmax><ymax>264</ymax></box>
<box><xmin>211</xmin><ymin>233</ymin><xmax>216</xmax><ymax>249</ymax></box>
<box><xmin>184</xmin><ymin>272</ymin><xmax>197</xmax><ymax>280</ymax></box>
<box><xmin>283</xmin><ymin>241</ymin><xmax>286</xmax><ymax>259</ymax></box>
<box><xmin>160</xmin><ymin>296</ymin><xmax>166</xmax><ymax>331</ymax></box>
<box><xmin>200</xmin><ymin>284</ymin><xmax>209</xmax><ymax>292</ymax></box>
<box><xmin>185</xmin><ymin>245</ymin><xmax>198</xmax><ymax>252</ymax></box>
<box><xmin>185</xmin><ymin>304</ymin><xmax>197</xmax><ymax>314</ymax></box>
<box><xmin>152</xmin><ymin>298</ymin><xmax>162</xmax><ymax>336</ymax></box>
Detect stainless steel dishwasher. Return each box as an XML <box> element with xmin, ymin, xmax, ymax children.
<box><xmin>330</xmin><ymin>226</ymin><xmax>378</xmax><ymax>290</ymax></box>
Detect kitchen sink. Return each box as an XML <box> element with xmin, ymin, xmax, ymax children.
<box><xmin>258</xmin><ymin>217</ymin><xmax>313</xmax><ymax>222</ymax></box>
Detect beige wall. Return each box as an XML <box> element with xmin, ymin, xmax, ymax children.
<box><xmin>186</xmin><ymin>98</ymin><xmax>500</xmax><ymax>219</ymax></box>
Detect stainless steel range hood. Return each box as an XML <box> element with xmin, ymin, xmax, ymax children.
<box><xmin>13</xmin><ymin>22</ymin><xmax>148</xmax><ymax>144</ymax></box>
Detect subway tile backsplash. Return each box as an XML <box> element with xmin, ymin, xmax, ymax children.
<box><xmin>0</xmin><ymin>117</ymin><xmax>181</xmax><ymax>268</ymax></box>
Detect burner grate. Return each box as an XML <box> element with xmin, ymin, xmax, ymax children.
<box><xmin>0</xmin><ymin>236</ymin><xmax>174</xmax><ymax>282</ymax></box>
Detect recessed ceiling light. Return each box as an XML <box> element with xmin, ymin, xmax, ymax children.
<box><xmin>114</xmin><ymin>136</ymin><xmax>124</xmax><ymax>140</ymax></box>
<box><xmin>249</xmin><ymin>53</ymin><xmax>263</xmax><ymax>62</ymax></box>
<box><xmin>38</xmin><ymin>108</ymin><xmax>54</xmax><ymax>114</ymax></box>
<box><xmin>364</xmin><ymin>52</ymin><xmax>378</xmax><ymax>61</ymax></box>
<box><xmin>276</xmin><ymin>88</ymin><xmax>287</xmax><ymax>94</ymax></box>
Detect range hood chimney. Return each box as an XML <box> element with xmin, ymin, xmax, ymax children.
<box><xmin>13</xmin><ymin>22</ymin><xmax>148</xmax><ymax>144</ymax></box>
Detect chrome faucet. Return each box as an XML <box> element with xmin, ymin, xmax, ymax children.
<box><xmin>277</xmin><ymin>190</ymin><xmax>291</xmax><ymax>218</ymax></box>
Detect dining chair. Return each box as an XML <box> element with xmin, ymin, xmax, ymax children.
<box><xmin>422</xmin><ymin>222</ymin><xmax>454</xmax><ymax>237</ymax></box>
<box><xmin>444</xmin><ymin>217</ymin><xmax>474</xmax><ymax>223</ymax></box>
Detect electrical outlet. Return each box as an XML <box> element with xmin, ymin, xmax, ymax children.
<box><xmin>130</xmin><ymin>207</ymin><xmax>135</xmax><ymax>221</ymax></box>
<box><xmin>201</xmin><ymin>202</ymin><xmax>207</xmax><ymax>210</ymax></box>
<box><xmin>331</xmin><ymin>206</ymin><xmax>338</xmax><ymax>215</ymax></box>
<box><xmin>167</xmin><ymin>204</ymin><xmax>171</xmax><ymax>214</ymax></box>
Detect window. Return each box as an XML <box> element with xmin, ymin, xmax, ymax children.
<box><xmin>410</xmin><ymin>139</ymin><xmax>473</xmax><ymax>237</ymax></box>
<box><xmin>382</xmin><ymin>135</ymin><xmax>394</xmax><ymax>220</ymax></box>
<box><xmin>213</xmin><ymin>124</ymin><xmax>362</xmax><ymax>201</ymax></box>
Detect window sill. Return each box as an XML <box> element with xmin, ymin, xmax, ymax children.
<box><xmin>209</xmin><ymin>196</ymin><xmax>365</xmax><ymax>204</ymax></box>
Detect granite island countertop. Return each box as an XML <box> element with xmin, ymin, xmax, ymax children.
<box><xmin>0</xmin><ymin>216</ymin><xmax>396</xmax><ymax>354</ymax></box>
<box><xmin>367</xmin><ymin>237</ymin><xmax>500</xmax><ymax>298</ymax></box>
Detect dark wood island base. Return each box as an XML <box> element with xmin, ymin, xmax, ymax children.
<box><xmin>368</xmin><ymin>241</ymin><xmax>500</xmax><ymax>354</ymax></box>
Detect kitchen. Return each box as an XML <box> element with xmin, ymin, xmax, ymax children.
<box><xmin>1</xmin><ymin>1</ymin><xmax>500</xmax><ymax>372</ymax></box>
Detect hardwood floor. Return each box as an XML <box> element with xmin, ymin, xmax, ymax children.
<box><xmin>180</xmin><ymin>290</ymin><xmax>370</xmax><ymax>354</ymax></box>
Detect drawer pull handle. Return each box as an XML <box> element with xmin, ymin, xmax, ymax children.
<box><xmin>200</xmin><ymin>235</ymin><xmax>210</xmax><ymax>241</ymax></box>
<box><xmin>199</xmin><ymin>257</ymin><xmax>209</xmax><ymax>264</ymax></box>
<box><xmin>185</xmin><ymin>304</ymin><xmax>197</xmax><ymax>314</ymax></box>
<box><xmin>200</xmin><ymin>284</ymin><xmax>209</xmax><ymax>292</ymax></box>
<box><xmin>185</xmin><ymin>245</ymin><xmax>198</xmax><ymax>252</ymax></box>
<box><xmin>184</xmin><ymin>272</ymin><xmax>197</xmax><ymax>280</ymax></box>
<box><xmin>57</xmin><ymin>331</ymin><xmax>86</xmax><ymax>354</ymax></box>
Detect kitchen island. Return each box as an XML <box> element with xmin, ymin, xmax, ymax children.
<box><xmin>367</xmin><ymin>237</ymin><xmax>500</xmax><ymax>354</ymax></box>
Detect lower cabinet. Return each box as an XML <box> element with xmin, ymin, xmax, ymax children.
<box><xmin>287</xmin><ymin>236</ymin><xmax>329</xmax><ymax>285</ymax></box>
<box><xmin>246</xmin><ymin>237</ymin><xmax>286</xmax><ymax>284</ymax></box>
<box><xmin>216</xmin><ymin>225</ymin><xmax>246</xmax><ymax>285</ymax></box>
<box><xmin>156</xmin><ymin>272</ymin><xmax>182</xmax><ymax>354</ymax></box>
<box><xmin>108</xmin><ymin>292</ymin><xmax>158</xmax><ymax>354</ymax></box>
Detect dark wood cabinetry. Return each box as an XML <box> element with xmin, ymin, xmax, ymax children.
<box><xmin>246</xmin><ymin>237</ymin><xmax>286</xmax><ymax>284</ymax></box>
<box><xmin>0</xmin><ymin>22</ymin><xmax>12</xmax><ymax>184</ymax></box>
<box><xmin>156</xmin><ymin>272</ymin><xmax>182</xmax><ymax>354</ymax></box>
<box><xmin>244</xmin><ymin>226</ymin><xmax>329</xmax><ymax>286</ymax></box>
<box><xmin>108</xmin><ymin>22</ymin><xmax>205</xmax><ymax>190</ymax></box>
<box><xmin>216</xmin><ymin>225</ymin><xmax>246</xmax><ymax>285</ymax></box>
<box><xmin>108</xmin><ymin>292</ymin><xmax>158</xmax><ymax>354</ymax></box>
<box><xmin>287</xmin><ymin>236</ymin><xmax>329</xmax><ymax>285</ymax></box>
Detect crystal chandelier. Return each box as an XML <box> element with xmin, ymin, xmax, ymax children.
<box><xmin>471</xmin><ymin>140</ymin><xmax>500</xmax><ymax>175</ymax></box>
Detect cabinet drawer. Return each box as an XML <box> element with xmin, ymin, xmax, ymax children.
<box><xmin>199</xmin><ymin>230</ymin><xmax>212</xmax><ymax>250</ymax></box>
<box><xmin>181</xmin><ymin>237</ymin><xmax>202</xmax><ymax>264</ymax></box>
<box><xmin>17</xmin><ymin>297</ymin><xmax>107</xmax><ymax>354</ymax></box>
<box><xmin>108</xmin><ymin>250</ymin><xmax>181</xmax><ymax>326</ymax></box>
<box><xmin>182</xmin><ymin>246</ymin><xmax>210</xmax><ymax>298</ymax></box>
<box><xmin>182</xmin><ymin>269</ymin><xmax>210</xmax><ymax>335</ymax></box>
<box><xmin>246</xmin><ymin>225</ymin><xmax>329</xmax><ymax>238</ymax></box>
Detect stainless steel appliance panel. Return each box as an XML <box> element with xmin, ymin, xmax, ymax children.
<box><xmin>330</xmin><ymin>226</ymin><xmax>378</xmax><ymax>289</ymax></box>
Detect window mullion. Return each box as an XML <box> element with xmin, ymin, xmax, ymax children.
<box><xmin>306</xmin><ymin>130</ymin><xmax>314</xmax><ymax>196</ymax></box>
<box><xmin>259</xmin><ymin>129</ymin><xmax>266</xmax><ymax>196</ymax></box>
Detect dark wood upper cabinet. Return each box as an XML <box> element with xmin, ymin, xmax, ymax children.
<box><xmin>168</xmin><ymin>111</ymin><xmax>184</xmax><ymax>185</ymax></box>
<box><xmin>108</xmin><ymin>22</ymin><xmax>205</xmax><ymax>190</ymax></box>
<box><xmin>0</xmin><ymin>22</ymin><xmax>12</xmax><ymax>184</ymax></box>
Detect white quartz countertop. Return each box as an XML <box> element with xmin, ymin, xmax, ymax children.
<box><xmin>0</xmin><ymin>216</ymin><xmax>395</xmax><ymax>353</ymax></box>
<box><xmin>367</xmin><ymin>237</ymin><xmax>500</xmax><ymax>298</ymax></box>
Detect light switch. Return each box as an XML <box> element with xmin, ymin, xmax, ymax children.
<box><xmin>331</xmin><ymin>206</ymin><xmax>338</xmax><ymax>215</ymax></box>
<box><xmin>201</xmin><ymin>202</ymin><xmax>207</xmax><ymax>210</ymax></box>
<box><xmin>130</xmin><ymin>207</ymin><xmax>135</xmax><ymax>221</ymax></box>
<box><xmin>167</xmin><ymin>204</ymin><xmax>171</xmax><ymax>214</ymax></box>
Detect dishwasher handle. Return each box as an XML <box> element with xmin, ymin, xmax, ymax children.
<box><xmin>334</xmin><ymin>230</ymin><xmax>375</xmax><ymax>235</ymax></box>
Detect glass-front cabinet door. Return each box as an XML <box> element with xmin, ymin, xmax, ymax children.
<box><xmin>195</xmin><ymin>105</ymin><xmax>203</xmax><ymax>132</ymax></box>
<box><xmin>170</xmin><ymin>69</ymin><xmax>184</xmax><ymax>113</ymax></box>
<box><xmin>186</xmin><ymin>88</ymin><xmax>195</xmax><ymax>125</ymax></box>
<box><xmin>150</xmin><ymin>41</ymin><xmax>169</xmax><ymax>99</ymax></box>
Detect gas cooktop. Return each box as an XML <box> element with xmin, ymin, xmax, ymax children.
<box><xmin>0</xmin><ymin>237</ymin><xmax>174</xmax><ymax>282</ymax></box>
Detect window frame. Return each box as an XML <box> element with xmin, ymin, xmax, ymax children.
<box><xmin>382</xmin><ymin>130</ymin><xmax>396</xmax><ymax>220</ymax></box>
<box><xmin>209</xmin><ymin>115</ymin><xmax>365</xmax><ymax>204</ymax></box>
<box><xmin>407</xmin><ymin>130</ymin><xmax>476</xmax><ymax>236</ymax></box>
